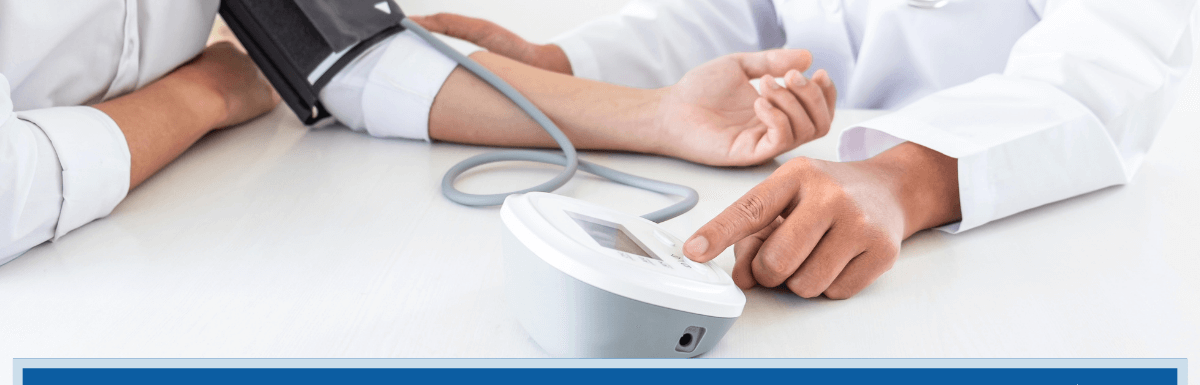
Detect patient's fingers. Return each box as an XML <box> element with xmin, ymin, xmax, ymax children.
<box><xmin>734</xmin><ymin>49</ymin><xmax>813</xmax><ymax>79</ymax></box>
<box><xmin>752</xmin><ymin>96</ymin><xmax>791</xmax><ymax>156</ymax></box>
<box><xmin>813</xmin><ymin>69</ymin><xmax>838</xmax><ymax>119</ymax></box>
<box><xmin>761</xmin><ymin>74</ymin><xmax>816</xmax><ymax>146</ymax></box>
<box><xmin>784</xmin><ymin>69</ymin><xmax>832</xmax><ymax>140</ymax></box>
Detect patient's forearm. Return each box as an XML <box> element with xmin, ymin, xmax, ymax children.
<box><xmin>428</xmin><ymin>51</ymin><xmax>663</xmax><ymax>153</ymax></box>
<box><xmin>95</xmin><ymin>43</ymin><xmax>278</xmax><ymax>190</ymax></box>
<box><xmin>95</xmin><ymin>65</ymin><xmax>226</xmax><ymax>190</ymax></box>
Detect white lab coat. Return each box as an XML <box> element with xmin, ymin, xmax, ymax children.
<box><xmin>0</xmin><ymin>0</ymin><xmax>447</xmax><ymax>264</ymax></box>
<box><xmin>553</xmin><ymin>0</ymin><xmax>1198</xmax><ymax>232</ymax></box>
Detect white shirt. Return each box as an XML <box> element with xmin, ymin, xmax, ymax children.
<box><xmin>552</xmin><ymin>0</ymin><xmax>1198</xmax><ymax>232</ymax></box>
<box><xmin>0</xmin><ymin>0</ymin><xmax>453</xmax><ymax>264</ymax></box>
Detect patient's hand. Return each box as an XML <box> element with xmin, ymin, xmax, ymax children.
<box><xmin>411</xmin><ymin>13</ymin><xmax>572</xmax><ymax>75</ymax></box>
<box><xmin>652</xmin><ymin>50</ymin><xmax>837</xmax><ymax>166</ymax></box>
<box><xmin>429</xmin><ymin>49</ymin><xmax>835</xmax><ymax>168</ymax></box>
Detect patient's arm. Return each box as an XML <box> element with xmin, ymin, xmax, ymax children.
<box><xmin>95</xmin><ymin>42</ymin><xmax>278</xmax><ymax>189</ymax></box>
<box><xmin>429</xmin><ymin>50</ymin><xmax>836</xmax><ymax>167</ymax></box>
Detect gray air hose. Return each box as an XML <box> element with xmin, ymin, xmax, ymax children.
<box><xmin>402</xmin><ymin>18</ymin><xmax>697</xmax><ymax>223</ymax></box>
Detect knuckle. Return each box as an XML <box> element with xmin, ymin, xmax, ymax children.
<box><xmin>817</xmin><ymin>124</ymin><xmax>831</xmax><ymax>138</ymax></box>
<box><xmin>788</xmin><ymin>280</ymin><xmax>823</xmax><ymax>298</ymax></box>
<box><xmin>877</xmin><ymin>243</ymin><xmax>901</xmax><ymax>265</ymax></box>
<box><xmin>765</xmin><ymin>107</ymin><xmax>788</xmax><ymax>125</ymax></box>
<box><xmin>799</xmin><ymin>81</ymin><xmax>823</xmax><ymax>97</ymax></box>
<box><xmin>730</xmin><ymin>194</ymin><xmax>769</xmax><ymax>225</ymax></box>
<box><xmin>813</xmin><ymin>185</ymin><xmax>850</xmax><ymax>209</ymax></box>
<box><xmin>781</xmin><ymin>157</ymin><xmax>815</xmax><ymax>173</ymax></box>
<box><xmin>768</xmin><ymin>85</ymin><xmax>795</xmax><ymax>102</ymax></box>
<box><xmin>814</xmin><ymin>114</ymin><xmax>832</xmax><ymax>137</ymax></box>
<box><xmin>759</xmin><ymin>253</ymin><xmax>791</xmax><ymax>277</ymax></box>
<box><xmin>844</xmin><ymin>209</ymin><xmax>872</xmax><ymax>228</ymax></box>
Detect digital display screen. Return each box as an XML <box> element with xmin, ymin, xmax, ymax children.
<box><xmin>568</xmin><ymin>211</ymin><xmax>660</xmax><ymax>261</ymax></box>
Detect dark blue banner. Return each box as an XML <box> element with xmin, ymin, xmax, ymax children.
<box><xmin>22</xmin><ymin>367</ymin><xmax>1178</xmax><ymax>385</ymax></box>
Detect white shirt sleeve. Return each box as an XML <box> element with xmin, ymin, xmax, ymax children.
<box><xmin>837</xmin><ymin>0</ymin><xmax>1198</xmax><ymax>233</ymax></box>
<box><xmin>1</xmin><ymin>74</ymin><xmax>131</xmax><ymax>264</ymax></box>
<box><xmin>553</xmin><ymin>0</ymin><xmax>784</xmax><ymax>89</ymax></box>
<box><xmin>319</xmin><ymin>30</ymin><xmax>458</xmax><ymax>141</ymax></box>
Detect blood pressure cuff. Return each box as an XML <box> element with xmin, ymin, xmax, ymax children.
<box><xmin>219</xmin><ymin>0</ymin><xmax>405</xmax><ymax>124</ymax></box>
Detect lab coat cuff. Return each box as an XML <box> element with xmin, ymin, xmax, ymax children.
<box><xmin>360</xmin><ymin>30</ymin><xmax>458</xmax><ymax>141</ymax></box>
<box><xmin>16</xmin><ymin>106</ymin><xmax>130</xmax><ymax>240</ymax></box>
<box><xmin>552</xmin><ymin>34</ymin><xmax>602</xmax><ymax>82</ymax></box>
<box><xmin>838</xmin><ymin>76</ymin><xmax>1122</xmax><ymax>234</ymax></box>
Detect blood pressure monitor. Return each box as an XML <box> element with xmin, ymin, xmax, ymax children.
<box><xmin>501</xmin><ymin>193</ymin><xmax>745</xmax><ymax>357</ymax></box>
<box><xmin>220</xmin><ymin>0</ymin><xmax>731</xmax><ymax>357</ymax></box>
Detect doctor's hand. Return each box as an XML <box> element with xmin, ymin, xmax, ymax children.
<box><xmin>410</xmin><ymin>13</ymin><xmax>572</xmax><ymax>75</ymax></box>
<box><xmin>682</xmin><ymin>143</ymin><xmax>962</xmax><ymax>299</ymax></box>
<box><xmin>651</xmin><ymin>49</ymin><xmax>837</xmax><ymax>166</ymax></box>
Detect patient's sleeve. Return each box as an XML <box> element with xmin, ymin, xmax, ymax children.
<box><xmin>1</xmin><ymin>74</ymin><xmax>131</xmax><ymax>264</ymax></box>
<box><xmin>318</xmin><ymin>30</ymin><xmax>457</xmax><ymax>141</ymax></box>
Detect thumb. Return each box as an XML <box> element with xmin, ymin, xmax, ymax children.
<box><xmin>732</xmin><ymin>49</ymin><xmax>812</xmax><ymax>79</ymax></box>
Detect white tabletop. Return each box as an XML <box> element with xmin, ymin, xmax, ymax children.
<box><xmin>2</xmin><ymin>98</ymin><xmax>1198</xmax><ymax>378</ymax></box>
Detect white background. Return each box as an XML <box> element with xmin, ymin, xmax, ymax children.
<box><xmin>2</xmin><ymin>0</ymin><xmax>1198</xmax><ymax>383</ymax></box>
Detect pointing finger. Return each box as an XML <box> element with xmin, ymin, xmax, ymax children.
<box><xmin>685</xmin><ymin>171</ymin><xmax>800</xmax><ymax>263</ymax></box>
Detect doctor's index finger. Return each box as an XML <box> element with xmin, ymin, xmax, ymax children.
<box><xmin>684</xmin><ymin>176</ymin><xmax>800</xmax><ymax>263</ymax></box>
<box><xmin>734</xmin><ymin>49</ymin><xmax>812</xmax><ymax>79</ymax></box>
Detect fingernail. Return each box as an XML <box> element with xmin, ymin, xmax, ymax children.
<box><xmin>792</xmin><ymin>73</ymin><xmax>808</xmax><ymax>87</ymax></box>
<box><xmin>685</xmin><ymin>236</ymin><xmax>709</xmax><ymax>257</ymax></box>
<box><xmin>815</xmin><ymin>69</ymin><xmax>830</xmax><ymax>85</ymax></box>
<box><xmin>763</xmin><ymin>75</ymin><xmax>778</xmax><ymax>89</ymax></box>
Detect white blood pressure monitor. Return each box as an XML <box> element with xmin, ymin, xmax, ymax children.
<box><xmin>501</xmin><ymin>192</ymin><xmax>745</xmax><ymax>357</ymax></box>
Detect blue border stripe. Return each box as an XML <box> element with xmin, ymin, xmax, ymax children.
<box><xmin>23</xmin><ymin>368</ymin><xmax>1177</xmax><ymax>385</ymax></box>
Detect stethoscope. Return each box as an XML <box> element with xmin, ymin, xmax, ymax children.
<box><xmin>908</xmin><ymin>0</ymin><xmax>949</xmax><ymax>9</ymax></box>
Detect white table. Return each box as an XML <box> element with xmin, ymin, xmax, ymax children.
<box><xmin>2</xmin><ymin>100</ymin><xmax>1198</xmax><ymax>380</ymax></box>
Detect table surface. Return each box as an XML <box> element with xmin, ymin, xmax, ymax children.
<box><xmin>3</xmin><ymin>97</ymin><xmax>1198</xmax><ymax>378</ymax></box>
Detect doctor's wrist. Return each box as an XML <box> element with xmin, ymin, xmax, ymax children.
<box><xmin>865</xmin><ymin>142</ymin><xmax>962</xmax><ymax>237</ymax></box>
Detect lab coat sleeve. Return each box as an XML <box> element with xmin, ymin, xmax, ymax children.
<box><xmin>837</xmin><ymin>0</ymin><xmax>1197</xmax><ymax>233</ymax></box>
<box><xmin>319</xmin><ymin>30</ymin><xmax>457</xmax><ymax>141</ymax></box>
<box><xmin>552</xmin><ymin>0</ymin><xmax>785</xmax><ymax>89</ymax></box>
<box><xmin>0</xmin><ymin>74</ymin><xmax>131</xmax><ymax>264</ymax></box>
